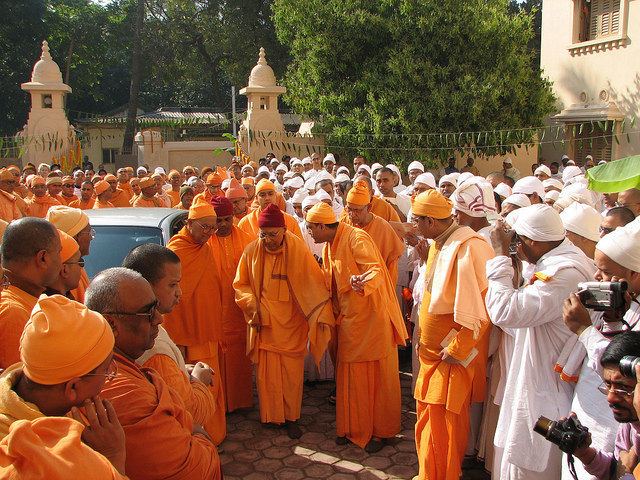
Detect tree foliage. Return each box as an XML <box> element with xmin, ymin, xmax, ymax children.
<box><xmin>272</xmin><ymin>0</ymin><xmax>556</xmax><ymax>165</ymax></box>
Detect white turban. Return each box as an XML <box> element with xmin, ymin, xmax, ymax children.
<box><xmin>284</xmin><ymin>172</ymin><xmax>294</xmax><ymax>180</ymax></box>
<box><xmin>187</xmin><ymin>176</ymin><xmax>199</xmax><ymax>186</ymax></box>
<box><xmin>302</xmin><ymin>194</ymin><xmax>319</xmax><ymax>210</ymax></box>
<box><xmin>276</xmin><ymin>163</ymin><xmax>288</xmax><ymax>173</ymax></box>
<box><xmin>290</xmin><ymin>157</ymin><xmax>302</xmax><ymax>167</ymax></box>
<box><xmin>291</xmin><ymin>188</ymin><xmax>308</xmax><ymax>205</ymax></box>
<box><xmin>371</xmin><ymin>163</ymin><xmax>383</xmax><ymax>173</ymax></box>
<box><xmin>284</xmin><ymin>176</ymin><xmax>304</xmax><ymax>189</ymax></box>
<box><xmin>494</xmin><ymin>183</ymin><xmax>512</xmax><ymax>199</ymax></box>
<box><xmin>241</xmin><ymin>164</ymin><xmax>254</xmax><ymax>173</ymax></box>
<box><xmin>137</xmin><ymin>166</ymin><xmax>147</xmax><ymax>174</ymax></box>
<box><xmin>154</xmin><ymin>167</ymin><xmax>166</xmax><ymax>175</ymax></box>
<box><xmin>301</xmin><ymin>156</ymin><xmax>312</xmax><ymax>165</ymax></box>
<box><xmin>542</xmin><ymin>178</ymin><xmax>564</xmax><ymax>191</ymax></box>
<box><xmin>560</xmin><ymin>203</ymin><xmax>601</xmax><ymax>242</ymax></box>
<box><xmin>504</xmin><ymin>207</ymin><xmax>525</xmax><ymax>228</ymax></box>
<box><xmin>356</xmin><ymin>165</ymin><xmax>372</xmax><ymax>176</ymax></box>
<box><xmin>335</xmin><ymin>173</ymin><xmax>351</xmax><ymax>183</ymax></box>
<box><xmin>544</xmin><ymin>190</ymin><xmax>560</xmax><ymax>202</ymax></box>
<box><xmin>514</xmin><ymin>204</ymin><xmax>566</xmax><ymax>242</ymax></box>
<box><xmin>258</xmin><ymin>166</ymin><xmax>270</xmax><ymax>175</ymax></box>
<box><xmin>457</xmin><ymin>172</ymin><xmax>474</xmax><ymax>186</ymax></box>
<box><xmin>414</xmin><ymin>172</ymin><xmax>436</xmax><ymax>189</ymax></box>
<box><xmin>534</xmin><ymin>165</ymin><xmax>551</xmax><ymax>177</ymax></box>
<box><xmin>452</xmin><ymin>178</ymin><xmax>496</xmax><ymax>218</ymax></box>
<box><xmin>562</xmin><ymin>166</ymin><xmax>583</xmax><ymax>184</ymax></box>
<box><xmin>449</xmin><ymin>172</ymin><xmax>461</xmax><ymax>182</ymax></box>
<box><xmin>221</xmin><ymin>178</ymin><xmax>231</xmax><ymax>190</ymax></box>
<box><xmin>385</xmin><ymin>164</ymin><xmax>402</xmax><ymax>178</ymax></box>
<box><xmin>323</xmin><ymin>153</ymin><xmax>336</xmax><ymax>165</ymax></box>
<box><xmin>596</xmin><ymin>218</ymin><xmax>640</xmax><ymax>272</ymax></box>
<box><xmin>439</xmin><ymin>174</ymin><xmax>458</xmax><ymax>187</ymax></box>
<box><xmin>336</xmin><ymin>166</ymin><xmax>350</xmax><ymax>176</ymax></box>
<box><xmin>314</xmin><ymin>170</ymin><xmax>334</xmax><ymax>184</ymax></box>
<box><xmin>503</xmin><ymin>193</ymin><xmax>531</xmax><ymax>208</ymax></box>
<box><xmin>513</xmin><ymin>176</ymin><xmax>545</xmax><ymax>197</ymax></box>
<box><xmin>408</xmin><ymin>161</ymin><xmax>425</xmax><ymax>173</ymax></box>
<box><xmin>314</xmin><ymin>189</ymin><xmax>332</xmax><ymax>203</ymax></box>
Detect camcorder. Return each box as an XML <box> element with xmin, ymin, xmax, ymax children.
<box><xmin>533</xmin><ymin>415</ymin><xmax>589</xmax><ymax>455</ymax></box>
<box><xmin>577</xmin><ymin>281</ymin><xmax>627</xmax><ymax>312</ymax></box>
<box><xmin>620</xmin><ymin>355</ymin><xmax>640</xmax><ymax>379</ymax></box>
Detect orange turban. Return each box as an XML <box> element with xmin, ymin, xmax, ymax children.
<box><xmin>94</xmin><ymin>180</ymin><xmax>110</xmax><ymax>196</ymax></box>
<box><xmin>45</xmin><ymin>176</ymin><xmax>62</xmax><ymax>186</ymax></box>
<box><xmin>20</xmin><ymin>295</ymin><xmax>115</xmax><ymax>385</ymax></box>
<box><xmin>226</xmin><ymin>178</ymin><xmax>247</xmax><ymax>199</ymax></box>
<box><xmin>256</xmin><ymin>179</ymin><xmax>275</xmax><ymax>193</ymax></box>
<box><xmin>206</xmin><ymin>172</ymin><xmax>223</xmax><ymax>186</ymax></box>
<box><xmin>138</xmin><ymin>177</ymin><xmax>155</xmax><ymax>189</ymax></box>
<box><xmin>412</xmin><ymin>189</ymin><xmax>453</xmax><ymax>219</ymax></box>
<box><xmin>0</xmin><ymin>169</ymin><xmax>14</xmax><ymax>181</ymax></box>
<box><xmin>29</xmin><ymin>176</ymin><xmax>45</xmax><ymax>187</ymax></box>
<box><xmin>58</xmin><ymin>230</ymin><xmax>80</xmax><ymax>262</ymax></box>
<box><xmin>46</xmin><ymin>205</ymin><xmax>89</xmax><ymax>237</ymax></box>
<box><xmin>241</xmin><ymin>177</ymin><xmax>255</xmax><ymax>186</ymax></box>
<box><xmin>104</xmin><ymin>174</ymin><xmax>117</xmax><ymax>182</ymax></box>
<box><xmin>188</xmin><ymin>196</ymin><xmax>217</xmax><ymax>220</ymax></box>
<box><xmin>346</xmin><ymin>181</ymin><xmax>371</xmax><ymax>206</ymax></box>
<box><xmin>306</xmin><ymin>202</ymin><xmax>337</xmax><ymax>224</ymax></box>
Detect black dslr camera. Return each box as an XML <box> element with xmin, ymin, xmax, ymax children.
<box><xmin>533</xmin><ymin>416</ymin><xmax>590</xmax><ymax>454</ymax></box>
<box><xmin>577</xmin><ymin>281</ymin><xmax>628</xmax><ymax>311</ymax></box>
<box><xmin>620</xmin><ymin>355</ymin><xmax>640</xmax><ymax>379</ymax></box>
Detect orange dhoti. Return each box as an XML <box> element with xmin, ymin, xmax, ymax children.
<box><xmin>220</xmin><ymin>331</ymin><xmax>253</xmax><ymax>411</ymax></box>
<box><xmin>257</xmin><ymin>350</ymin><xmax>304</xmax><ymax>423</ymax></box>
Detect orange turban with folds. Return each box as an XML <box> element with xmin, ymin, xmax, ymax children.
<box><xmin>46</xmin><ymin>205</ymin><xmax>89</xmax><ymax>237</ymax></box>
<box><xmin>255</xmin><ymin>179</ymin><xmax>275</xmax><ymax>193</ymax></box>
<box><xmin>188</xmin><ymin>196</ymin><xmax>216</xmax><ymax>220</ymax></box>
<box><xmin>412</xmin><ymin>189</ymin><xmax>453</xmax><ymax>219</ymax></box>
<box><xmin>206</xmin><ymin>166</ymin><xmax>227</xmax><ymax>185</ymax></box>
<box><xmin>29</xmin><ymin>176</ymin><xmax>46</xmax><ymax>187</ymax></box>
<box><xmin>45</xmin><ymin>177</ymin><xmax>62</xmax><ymax>186</ymax></box>
<box><xmin>0</xmin><ymin>169</ymin><xmax>14</xmax><ymax>181</ymax></box>
<box><xmin>226</xmin><ymin>178</ymin><xmax>247</xmax><ymax>199</ymax></box>
<box><xmin>58</xmin><ymin>230</ymin><xmax>80</xmax><ymax>262</ymax></box>
<box><xmin>306</xmin><ymin>202</ymin><xmax>337</xmax><ymax>224</ymax></box>
<box><xmin>346</xmin><ymin>181</ymin><xmax>371</xmax><ymax>206</ymax></box>
<box><xmin>20</xmin><ymin>295</ymin><xmax>115</xmax><ymax>385</ymax></box>
<box><xmin>241</xmin><ymin>177</ymin><xmax>255</xmax><ymax>186</ymax></box>
<box><xmin>138</xmin><ymin>177</ymin><xmax>155</xmax><ymax>189</ymax></box>
<box><xmin>104</xmin><ymin>174</ymin><xmax>117</xmax><ymax>182</ymax></box>
<box><xmin>94</xmin><ymin>180</ymin><xmax>110</xmax><ymax>196</ymax></box>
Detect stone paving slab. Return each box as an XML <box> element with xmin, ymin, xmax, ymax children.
<box><xmin>220</xmin><ymin>368</ymin><xmax>490</xmax><ymax>479</ymax></box>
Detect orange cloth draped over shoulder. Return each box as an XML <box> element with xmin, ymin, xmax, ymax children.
<box><xmin>167</xmin><ymin>190</ymin><xmax>180</xmax><ymax>207</ymax></box>
<box><xmin>321</xmin><ymin>221</ymin><xmax>407</xmax><ymax>448</ymax></box>
<box><xmin>132</xmin><ymin>196</ymin><xmax>162</xmax><ymax>208</ymax></box>
<box><xmin>93</xmin><ymin>199</ymin><xmax>114</xmax><ymax>209</ymax></box>
<box><xmin>249</xmin><ymin>191</ymin><xmax>286</xmax><ymax>212</ymax></box>
<box><xmin>164</xmin><ymin>226</ymin><xmax>226</xmax><ymax>443</ymax></box>
<box><xmin>234</xmin><ymin>232</ymin><xmax>334</xmax><ymax>424</ymax></box>
<box><xmin>0</xmin><ymin>417</ymin><xmax>127</xmax><ymax>479</ymax></box>
<box><xmin>209</xmin><ymin>227</ymin><xmax>254</xmax><ymax>412</ymax></box>
<box><xmin>25</xmin><ymin>195</ymin><xmax>60</xmax><ymax>218</ymax></box>
<box><xmin>0</xmin><ymin>287</ymin><xmax>38</xmax><ymax>369</ymax></box>
<box><xmin>338</xmin><ymin>195</ymin><xmax>401</xmax><ymax>223</ymax></box>
<box><xmin>100</xmin><ymin>353</ymin><xmax>221</xmax><ymax>480</ymax></box>
<box><xmin>57</xmin><ymin>195</ymin><xmax>77</xmax><ymax>206</ymax></box>
<box><xmin>68</xmin><ymin>198</ymin><xmax>94</xmax><ymax>210</ymax></box>
<box><xmin>237</xmin><ymin>208</ymin><xmax>302</xmax><ymax>239</ymax></box>
<box><xmin>70</xmin><ymin>268</ymin><xmax>90</xmax><ymax>303</ymax></box>
<box><xmin>414</xmin><ymin>224</ymin><xmax>494</xmax><ymax>480</ymax></box>
<box><xmin>109</xmin><ymin>189</ymin><xmax>131</xmax><ymax>208</ymax></box>
<box><xmin>0</xmin><ymin>191</ymin><xmax>22</xmax><ymax>223</ymax></box>
<box><xmin>118</xmin><ymin>182</ymin><xmax>133</xmax><ymax>201</ymax></box>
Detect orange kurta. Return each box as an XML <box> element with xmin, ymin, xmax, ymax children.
<box><xmin>109</xmin><ymin>189</ymin><xmax>131</xmax><ymax>208</ymax></box>
<box><xmin>0</xmin><ymin>286</ymin><xmax>38</xmax><ymax>369</ymax></box>
<box><xmin>117</xmin><ymin>182</ymin><xmax>133</xmax><ymax>201</ymax></box>
<box><xmin>370</xmin><ymin>196</ymin><xmax>401</xmax><ymax>222</ymax></box>
<box><xmin>323</xmin><ymin>222</ymin><xmax>407</xmax><ymax>447</ymax></box>
<box><xmin>24</xmin><ymin>195</ymin><xmax>60</xmax><ymax>218</ymax></box>
<box><xmin>165</xmin><ymin>227</ymin><xmax>226</xmax><ymax>443</ymax></box>
<box><xmin>234</xmin><ymin>232</ymin><xmax>334</xmax><ymax>424</ymax></box>
<box><xmin>343</xmin><ymin>213</ymin><xmax>405</xmax><ymax>285</ymax></box>
<box><xmin>167</xmin><ymin>189</ymin><xmax>180</xmax><ymax>207</ymax></box>
<box><xmin>414</xmin><ymin>226</ymin><xmax>493</xmax><ymax>480</ymax></box>
<box><xmin>57</xmin><ymin>194</ymin><xmax>77</xmax><ymax>206</ymax></box>
<box><xmin>93</xmin><ymin>199</ymin><xmax>114</xmax><ymax>209</ymax></box>
<box><xmin>132</xmin><ymin>195</ymin><xmax>162</xmax><ymax>208</ymax></box>
<box><xmin>237</xmin><ymin>208</ymin><xmax>302</xmax><ymax>240</ymax></box>
<box><xmin>0</xmin><ymin>191</ymin><xmax>22</xmax><ymax>223</ymax></box>
<box><xmin>0</xmin><ymin>417</ymin><xmax>127</xmax><ymax>479</ymax></box>
<box><xmin>68</xmin><ymin>198</ymin><xmax>95</xmax><ymax>210</ymax></box>
<box><xmin>70</xmin><ymin>268</ymin><xmax>90</xmax><ymax>303</ymax></box>
<box><xmin>209</xmin><ymin>227</ymin><xmax>254</xmax><ymax>412</ymax></box>
<box><xmin>100</xmin><ymin>353</ymin><xmax>221</xmax><ymax>480</ymax></box>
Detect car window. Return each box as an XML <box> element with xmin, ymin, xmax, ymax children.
<box><xmin>84</xmin><ymin>226</ymin><xmax>163</xmax><ymax>279</ymax></box>
<box><xmin>170</xmin><ymin>216</ymin><xmax>187</xmax><ymax>236</ymax></box>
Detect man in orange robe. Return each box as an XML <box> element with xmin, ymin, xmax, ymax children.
<box><xmin>166</xmin><ymin>170</ymin><xmax>182</xmax><ymax>206</ymax></box>
<box><xmin>411</xmin><ymin>190</ymin><xmax>494</xmax><ymax>480</ymax></box>
<box><xmin>305</xmin><ymin>202</ymin><xmax>407</xmax><ymax>452</ymax></box>
<box><xmin>132</xmin><ymin>177</ymin><xmax>162</xmax><ymax>207</ymax></box>
<box><xmin>242</xmin><ymin>177</ymin><xmax>256</xmax><ymax>204</ymax></box>
<box><xmin>25</xmin><ymin>176</ymin><xmax>60</xmax><ymax>218</ymax></box>
<box><xmin>342</xmin><ymin>181</ymin><xmax>405</xmax><ymax>285</ymax></box>
<box><xmin>123</xmin><ymin>244</ymin><xmax>220</xmax><ymax>438</ymax></box>
<box><xmin>238</xmin><ymin>179</ymin><xmax>302</xmax><ymax>239</ymax></box>
<box><xmin>46</xmin><ymin>176</ymin><xmax>63</xmax><ymax>203</ymax></box>
<box><xmin>175</xmin><ymin>185</ymin><xmax>195</xmax><ymax>210</ymax></box>
<box><xmin>0</xmin><ymin>218</ymin><xmax>61</xmax><ymax>369</ymax></box>
<box><xmin>226</xmin><ymin>178</ymin><xmax>249</xmax><ymax>225</ymax></box>
<box><xmin>210</xmin><ymin>196</ymin><xmax>254</xmax><ymax>411</ymax></box>
<box><xmin>338</xmin><ymin>175</ymin><xmax>401</xmax><ymax>223</ymax></box>
<box><xmin>86</xmin><ymin>268</ymin><xmax>222</xmax><ymax>479</ymax></box>
<box><xmin>92</xmin><ymin>181</ymin><xmax>115</xmax><ymax>209</ymax></box>
<box><xmin>234</xmin><ymin>204</ymin><xmax>334</xmax><ymax>438</ymax></box>
<box><xmin>0</xmin><ymin>169</ymin><xmax>23</xmax><ymax>222</ymax></box>
<box><xmin>164</xmin><ymin>197</ymin><xmax>226</xmax><ymax>444</ymax></box>
<box><xmin>58</xmin><ymin>176</ymin><xmax>78</xmax><ymax>205</ymax></box>
<box><xmin>46</xmin><ymin>205</ymin><xmax>93</xmax><ymax>302</ymax></box>
<box><xmin>116</xmin><ymin>167</ymin><xmax>133</xmax><ymax>201</ymax></box>
<box><xmin>69</xmin><ymin>181</ymin><xmax>95</xmax><ymax>210</ymax></box>
<box><xmin>105</xmin><ymin>174</ymin><xmax>130</xmax><ymax>207</ymax></box>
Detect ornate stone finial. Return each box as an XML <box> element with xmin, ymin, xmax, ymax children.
<box><xmin>41</xmin><ymin>40</ymin><xmax>52</xmax><ymax>61</ymax></box>
<box><xmin>258</xmin><ymin>47</ymin><xmax>267</xmax><ymax>65</ymax></box>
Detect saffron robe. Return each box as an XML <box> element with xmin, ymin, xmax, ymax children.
<box><xmin>57</xmin><ymin>194</ymin><xmax>78</xmax><ymax>206</ymax></box>
<box><xmin>0</xmin><ymin>191</ymin><xmax>22</xmax><ymax>223</ymax></box>
<box><xmin>70</xmin><ymin>268</ymin><xmax>90</xmax><ymax>303</ymax></box>
<box><xmin>100</xmin><ymin>353</ymin><xmax>221</xmax><ymax>480</ymax></box>
<box><xmin>117</xmin><ymin>182</ymin><xmax>133</xmax><ymax>201</ymax></box>
<box><xmin>322</xmin><ymin>222</ymin><xmax>407</xmax><ymax>447</ymax></box>
<box><xmin>132</xmin><ymin>195</ymin><xmax>162</xmax><ymax>208</ymax></box>
<box><xmin>68</xmin><ymin>198</ymin><xmax>95</xmax><ymax>210</ymax></box>
<box><xmin>93</xmin><ymin>199</ymin><xmax>114</xmax><ymax>209</ymax></box>
<box><xmin>167</xmin><ymin>189</ymin><xmax>180</xmax><ymax>207</ymax></box>
<box><xmin>234</xmin><ymin>232</ymin><xmax>334</xmax><ymax>424</ymax></box>
<box><xmin>0</xmin><ymin>287</ymin><xmax>38</xmax><ymax>370</ymax></box>
<box><xmin>109</xmin><ymin>189</ymin><xmax>131</xmax><ymax>208</ymax></box>
<box><xmin>24</xmin><ymin>195</ymin><xmax>60</xmax><ymax>218</ymax></box>
<box><xmin>237</xmin><ymin>208</ymin><xmax>302</xmax><ymax>240</ymax></box>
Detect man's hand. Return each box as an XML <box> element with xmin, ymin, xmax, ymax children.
<box><xmin>618</xmin><ymin>447</ymin><xmax>638</xmax><ymax>476</ymax></box>
<box><xmin>191</xmin><ymin>361</ymin><xmax>213</xmax><ymax>386</ymax></box>
<box><xmin>350</xmin><ymin>274</ymin><xmax>366</xmax><ymax>293</ymax></box>
<box><xmin>489</xmin><ymin>219</ymin><xmax>514</xmax><ymax>257</ymax></box>
<box><xmin>439</xmin><ymin>349</ymin><xmax>461</xmax><ymax>365</ymax></box>
<box><xmin>563</xmin><ymin>293</ymin><xmax>592</xmax><ymax>336</ymax></box>
<box><xmin>414</xmin><ymin>239</ymin><xmax>429</xmax><ymax>263</ymax></box>
<box><xmin>71</xmin><ymin>397</ymin><xmax>126</xmax><ymax>475</ymax></box>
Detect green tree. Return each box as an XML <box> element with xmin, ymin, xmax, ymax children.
<box><xmin>272</xmin><ymin>0</ymin><xmax>555</xmax><ymax>165</ymax></box>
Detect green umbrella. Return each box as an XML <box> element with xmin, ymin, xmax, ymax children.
<box><xmin>586</xmin><ymin>155</ymin><xmax>640</xmax><ymax>193</ymax></box>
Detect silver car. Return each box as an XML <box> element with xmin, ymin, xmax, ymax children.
<box><xmin>84</xmin><ymin>208</ymin><xmax>187</xmax><ymax>278</ymax></box>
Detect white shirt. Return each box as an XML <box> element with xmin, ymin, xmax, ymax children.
<box><xmin>379</xmin><ymin>193</ymin><xmax>412</xmax><ymax>217</ymax></box>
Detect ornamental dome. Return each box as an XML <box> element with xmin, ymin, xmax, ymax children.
<box><xmin>248</xmin><ymin>47</ymin><xmax>277</xmax><ymax>88</ymax></box>
<box><xmin>31</xmin><ymin>41</ymin><xmax>63</xmax><ymax>85</ymax></box>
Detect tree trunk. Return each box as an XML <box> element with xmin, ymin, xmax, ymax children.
<box><xmin>122</xmin><ymin>0</ymin><xmax>145</xmax><ymax>155</ymax></box>
<box><xmin>64</xmin><ymin>37</ymin><xmax>75</xmax><ymax>85</ymax></box>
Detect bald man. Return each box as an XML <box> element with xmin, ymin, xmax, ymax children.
<box><xmin>617</xmin><ymin>188</ymin><xmax>640</xmax><ymax>217</ymax></box>
<box><xmin>0</xmin><ymin>218</ymin><xmax>62</xmax><ymax>369</ymax></box>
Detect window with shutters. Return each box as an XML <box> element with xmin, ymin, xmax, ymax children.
<box><xmin>589</xmin><ymin>0</ymin><xmax>621</xmax><ymax>39</ymax></box>
<box><xmin>571</xmin><ymin>122</ymin><xmax>613</xmax><ymax>164</ymax></box>
<box><xmin>571</xmin><ymin>0</ymin><xmax>627</xmax><ymax>54</ymax></box>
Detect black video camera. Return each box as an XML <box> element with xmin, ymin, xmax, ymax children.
<box><xmin>533</xmin><ymin>415</ymin><xmax>590</xmax><ymax>455</ymax></box>
<box><xmin>577</xmin><ymin>281</ymin><xmax>627</xmax><ymax>311</ymax></box>
<box><xmin>620</xmin><ymin>355</ymin><xmax>640</xmax><ymax>379</ymax></box>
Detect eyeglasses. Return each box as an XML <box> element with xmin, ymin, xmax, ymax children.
<box><xmin>104</xmin><ymin>301</ymin><xmax>158</xmax><ymax>322</ymax></box>
<box><xmin>78</xmin><ymin>228</ymin><xmax>96</xmax><ymax>240</ymax></box>
<box><xmin>597</xmin><ymin>381</ymin><xmax>634</xmax><ymax>397</ymax></box>
<box><xmin>64</xmin><ymin>258</ymin><xmax>85</xmax><ymax>267</ymax></box>
<box><xmin>62</xmin><ymin>184</ymin><xmax>74</xmax><ymax>188</ymax></box>
<box><xmin>194</xmin><ymin>221</ymin><xmax>216</xmax><ymax>233</ymax></box>
<box><xmin>83</xmin><ymin>360</ymin><xmax>118</xmax><ymax>381</ymax></box>
<box><xmin>259</xmin><ymin>231</ymin><xmax>282</xmax><ymax>239</ymax></box>
<box><xmin>599</xmin><ymin>226</ymin><xmax>615</xmax><ymax>235</ymax></box>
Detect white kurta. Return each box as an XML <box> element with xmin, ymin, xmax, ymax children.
<box><xmin>485</xmin><ymin>240</ymin><xmax>596</xmax><ymax>478</ymax></box>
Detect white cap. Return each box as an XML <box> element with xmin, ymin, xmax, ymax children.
<box><xmin>371</xmin><ymin>163</ymin><xmax>383</xmax><ymax>173</ymax></box>
<box><xmin>291</xmin><ymin>188</ymin><xmax>308</xmax><ymax>205</ymax></box>
<box><xmin>457</xmin><ymin>172</ymin><xmax>474</xmax><ymax>186</ymax></box>
<box><xmin>386</xmin><ymin>164</ymin><xmax>401</xmax><ymax>178</ymax></box>
<box><xmin>269</xmin><ymin>157</ymin><xmax>279</xmax><ymax>164</ymax></box>
<box><xmin>258</xmin><ymin>166</ymin><xmax>270</xmax><ymax>175</ymax></box>
<box><xmin>414</xmin><ymin>172</ymin><xmax>436</xmax><ymax>189</ymax></box>
<box><xmin>562</xmin><ymin>166</ymin><xmax>583</xmax><ymax>184</ymax></box>
<box><xmin>336</xmin><ymin>166</ymin><xmax>350</xmax><ymax>176</ymax></box>
<box><xmin>494</xmin><ymin>183</ymin><xmax>512</xmax><ymax>199</ymax></box>
<box><xmin>544</xmin><ymin>190</ymin><xmax>560</xmax><ymax>203</ymax></box>
<box><xmin>439</xmin><ymin>174</ymin><xmax>458</xmax><ymax>187</ymax></box>
<box><xmin>513</xmin><ymin>176</ymin><xmax>545</xmax><ymax>197</ymax></box>
<box><xmin>356</xmin><ymin>165</ymin><xmax>372</xmax><ymax>176</ymax></box>
<box><xmin>408</xmin><ymin>161</ymin><xmax>425</xmax><ymax>173</ymax></box>
<box><xmin>154</xmin><ymin>167</ymin><xmax>166</xmax><ymax>175</ymax></box>
<box><xmin>301</xmin><ymin>156</ymin><xmax>312</xmax><ymax>166</ymax></box>
<box><xmin>514</xmin><ymin>204</ymin><xmax>565</xmax><ymax>242</ymax></box>
<box><xmin>241</xmin><ymin>164</ymin><xmax>254</xmax><ymax>173</ymax></box>
<box><xmin>542</xmin><ymin>178</ymin><xmax>564</xmax><ymax>191</ymax></box>
<box><xmin>315</xmin><ymin>189</ymin><xmax>332</xmax><ymax>202</ymax></box>
<box><xmin>284</xmin><ymin>176</ymin><xmax>304</xmax><ymax>189</ymax></box>
<box><xmin>283</xmin><ymin>172</ymin><xmax>294</xmax><ymax>180</ymax></box>
<box><xmin>596</xmin><ymin>218</ymin><xmax>640</xmax><ymax>272</ymax></box>
<box><xmin>534</xmin><ymin>165</ymin><xmax>551</xmax><ymax>177</ymax></box>
<box><xmin>276</xmin><ymin>163</ymin><xmax>288</xmax><ymax>173</ymax></box>
<box><xmin>452</xmin><ymin>178</ymin><xmax>496</xmax><ymax>218</ymax></box>
<box><xmin>290</xmin><ymin>157</ymin><xmax>302</xmax><ymax>167</ymax></box>
<box><xmin>503</xmin><ymin>193</ymin><xmax>531</xmax><ymax>208</ymax></box>
<box><xmin>137</xmin><ymin>166</ymin><xmax>147</xmax><ymax>174</ymax></box>
<box><xmin>335</xmin><ymin>173</ymin><xmax>351</xmax><ymax>183</ymax></box>
<box><xmin>314</xmin><ymin>170</ymin><xmax>334</xmax><ymax>184</ymax></box>
<box><xmin>302</xmin><ymin>194</ymin><xmax>320</xmax><ymax>211</ymax></box>
<box><xmin>323</xmin><ymin>153</ymin><xmax>336</xmax><ymax>165</ymax></box>
<box><xmin>561</xmin><ymin>154</ymin><xmax>570</xmax><ymax>160</ymax></box>
<box><xmin>585</xmin><ymin>154</ymin><xmax>593</xmax><ymax>161</ymax></box>
<box><xmin>560</xmin><ymin>203</ymin><xmax>601</xmax><ymax>242</ymax></box>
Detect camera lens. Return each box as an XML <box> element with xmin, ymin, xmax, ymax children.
<box><xmin>533</xmin><ymin>416</ymin><xmax>553</xmax><ymax>436</ymax></box>
<box><xmin>620</xmin><ymin>356</ymin><xmax>640</xmax><ymax>379</ymax></box>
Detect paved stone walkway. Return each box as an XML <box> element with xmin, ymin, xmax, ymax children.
<box><xmin>219</xmin><ymin>366</ymin><xmax>491</xmax><ymax>479</ymax></box>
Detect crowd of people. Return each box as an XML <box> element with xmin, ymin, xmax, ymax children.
<box><xmin>0</xmin><ymin>150</ymin><xmax>638</xmax><ymax>480</ymax></box>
